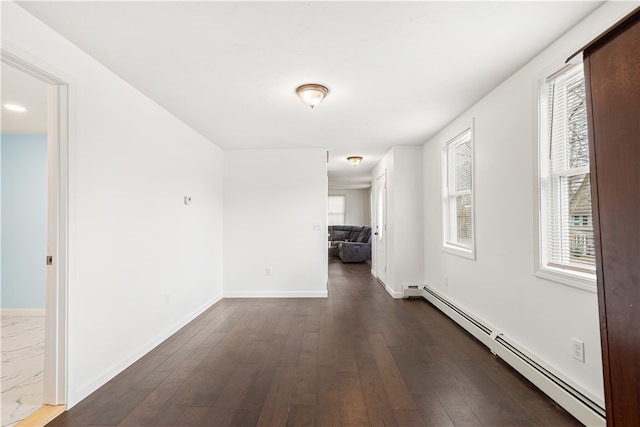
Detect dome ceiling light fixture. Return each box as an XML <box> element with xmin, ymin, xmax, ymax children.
<box><xmin>296</xmin><ymin>83</ymin><xmax>329</xmax><ymax>109</ymax></box>
<box><xmin>347</xmin><ymin>156</ymin><xmax>363</xmax><ymax>167</ymax></box>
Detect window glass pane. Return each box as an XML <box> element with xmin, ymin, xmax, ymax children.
<box><xmin>564</xmin><ymin>173</ymin><xmax>595</xmax><ymax>265</ymax></box>
<box><xmin>328</xmin><ymin>196</ymin><xmax>345</xmax><ymax>226</ymax></box>
<box><xmin>566</xmin><ymin>78</ymin><xmax>589</xmax><ymax>169</ymax></box>
<box><xmin>455</xmin><ymin>194</ymin><xmax>472</xmax><ymax>245</ymax></box>
<box><xmin>455</xmin><ymin>141</ymin><xmax>472</xmax><ymax>193</ymax></box>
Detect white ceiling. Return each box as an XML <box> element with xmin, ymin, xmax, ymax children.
<box><xmin>1</xmin><ymin>62</ymin><xmax>49</xmax><ymax>134</ymax></box>
<box><xmin>16</xmin><ymin>1</ymin><xmax>602</xmax><ymax>189</ymax></box>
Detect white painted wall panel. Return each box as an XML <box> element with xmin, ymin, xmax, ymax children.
<box><xmin>223</xmin><ymin>149</ymin><xmax>328</xmax><ymax>298</ymax></box>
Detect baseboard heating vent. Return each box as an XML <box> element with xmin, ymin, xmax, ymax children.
<box><xmin>402</xmin><ymin>285</ymin><xmax>421</xmax><ymax>299</ymax></box>
<box><xmin>421</xmin><ymin>285</ymin><xmax>606</xmax><ymax>427</ymax></box>
<box><xmin>421</xmin><ymin>285</ymin><xmax>491</xmax><ymax>336</ymax></box>
<box><xmin>495</xmin><ymin>335</ymin><xmax>605</xmax><ymax>419</ymax></box>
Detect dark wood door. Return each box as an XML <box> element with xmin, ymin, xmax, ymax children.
<box><xmin>583</xmin><ymin>8</ymin><xmax>640</xmax><ymax>427</ymax></box>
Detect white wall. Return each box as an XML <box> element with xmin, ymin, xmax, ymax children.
<box><xmin>328</xmin><ymin>188</ymin><xmax>370</xmax><ymax>226</ymax></box>
<box><xmin>223</xmin><ymin>149</ymin><xmax>328</xmax><ymax>297</ymax></box>
<box><xmin>421</xmin><ymin>1</ymin><xmax>637</xmax><ymax>404</ymax></box>
<box><xmin>3</xmin><ymin>2</ymin><xmax>224</xmax><ymax>407</ymax></box>
<box><xmin>372</xmin><ymin>146</ymin><xmax>423</xmax><ymax>298</ymax></box>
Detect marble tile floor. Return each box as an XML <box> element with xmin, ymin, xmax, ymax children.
<box><xmin>1</xmin><ymin>315</ymin><xmax>45</xmax><ymax>427</ymax></box>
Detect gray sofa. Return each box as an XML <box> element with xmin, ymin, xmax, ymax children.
<box><xmin>328</xmin><ymin>225</ymin><xmax>372</xmax><ymax>263</ymax></box>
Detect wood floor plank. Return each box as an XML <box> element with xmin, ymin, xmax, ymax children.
<box><xmin>118</xmin><ymin>357</ymin><xmax>203</xmax><ymax>426</ymax></box>
<box><xmin>203</xmin><ymin>363</ymin><xmax>258</xmax><ymax>426</ymax></box>
<box><xmin>338</xmin><ymin>371</ymin><xmax>369</xmax><ymax>426</ymax></box>
<box><xmin>286</xmin><ymin>405</ymin><xmax>316</xmax><ymax>427</ymax></box>
<box><xmin>277</xmin><ymin>314</ymin><xmax>306</xmax><ymax>367</ymax></box>
<box><xmin>390</xmin><ymin>345</ymin><xmax>452</xmax><ymax>395</ymax></box>
<box><xmin>393</xmin><ymin>409</ymin><xmax>427</xmax><ymax>427</ymax></box>
<box><xmin>334</xmin><ymin>330</ymin><xmax>358</xmax><ymax>374</ymax></box>
<box><xmin>290</xmin><ymin>332</ymin><xmax>319</xmax><ymax>405</ymax></box>
<box><xmin>436</xmin><ymin>388</ymin><xmax>484</xmax><ymax>427</ymax></box>
<box><xmin>456</xmin><ymin>359</ymin><xmax>535</xmax><ymax>425</ymax></box>
<box><xmin>413</xmin><ymin>393</ymin><xmax>455</xmax><ymax>427</ymax></box>
<box><xmin>356</xmin><ymin>351</ymin><xmax>397</xmax><ymax>426</ymax></box>
<box><xmin>255</xmin><ymin>366</ymin><xmax>296</xmax><ymax>427</ymax></box>
<box><xmin>235</xmin><ymin>335</ymin><xmax>287</xmax><ymax>412</ymax></box>
<box><xmin>274</xmin><ymin>303</ymin><xmax>297</xmax><ymax>336</ymax></box>
<box><xmin>315</xmin><ymin>365</ymin><xmax>343</xmax><ymax>427</ymax></box>
<box><xmin>367</xmin><ymin>333</ymin><xmax>417</xmax><ymax>410</ymax></box>
<box><xmin>174</xmin><ymin>406</ymin><xmax>210</xmax><ymax>427</ymax></box>
<box><xmin>317</xmin><ymin>327</ymin><xmax>338</xmax><ymax>367</ymax></box>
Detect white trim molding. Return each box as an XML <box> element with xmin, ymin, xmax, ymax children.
<box><xmin>441</xmin><ymin>120</ymin><xmax>476</xmax><ymax>260</ymax></box>
<box><xmin>2</xmin><ymin>40</ymin><xmax>76</xmax><ymax>407</ymax></box>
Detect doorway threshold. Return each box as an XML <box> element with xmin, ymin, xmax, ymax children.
<box><xmin>15</xmin><ymin>405</ymin><xmax>65</xmax><ymax>427</ymax></box>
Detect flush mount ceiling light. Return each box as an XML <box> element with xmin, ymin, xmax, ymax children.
<box><xmin>347</xmin><ymin>156</ymin><xmax>363</xmax><ymax>167</ymax></box>
<box><xmin>296</xmin><ymin>83</ymin><xmax>329</xmax><ymax>109</ymax></box>
<box><xmin>4</xmin><ymin>103</ymin><xmax>26</xmax><ymax>112</ymax></box>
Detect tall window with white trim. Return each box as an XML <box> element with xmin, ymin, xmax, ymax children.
<box><xmin>539</xmin><ymin>64</ymin><xmax>595</xmax><ymax>285</ymax></box>
<box><xmin>443</xmin><ymin>129</ymin><xmax>474</xmax><ymax>258</ymax></box>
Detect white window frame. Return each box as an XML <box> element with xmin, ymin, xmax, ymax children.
<box><xmin>535</xmin><ymin>62</ymin><xmax>596</xmax><ymax>292</ymax></box>
<box><xmin>442</xmin><ymin>125</ymin><xmax>475</xmax><ymax>260</ymax></box>
<box><xmin>328</xmin><ymin>195</ymin><xmax>346</xmax><ymax>226</ymax></box>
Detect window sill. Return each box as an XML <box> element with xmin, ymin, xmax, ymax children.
<box><xmin>535</xmin><ymin>265</ymin><xmax>596</xmax><ymax>293</ymax></box>
<box><xmin>442</xmin><ymin>244</ymin><xmax>475</xmax><ymax>260</ymax></box>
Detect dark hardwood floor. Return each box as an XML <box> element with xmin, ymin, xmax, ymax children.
<box><xmin>48</xmin><ymin>260</ymin><xmax>581</xmax><ymax>426</ymax></box>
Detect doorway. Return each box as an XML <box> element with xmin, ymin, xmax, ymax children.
<box><xmin>1</xmin><ymin>61</ymin><xmax>49</xmax><ymax>425</ymax></box>
<box><xmin>1</xmin><ymin>46</ymin><xmax>70</xmax><ymax>423</ymax></box>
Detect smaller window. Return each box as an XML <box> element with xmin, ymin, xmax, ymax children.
<box><xmin>328</xmin><ymin>195</ymin><xmax>346</xmax><ymax>225</ymax></box>
<box><xmin>442</xmin><ymin>128</ymin><xmax>475</xmax><ymax>259</ymax></box>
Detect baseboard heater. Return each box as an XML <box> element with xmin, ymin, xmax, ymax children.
<box><xmin>420</xmin><ymin>285</ymin><xmax>606</xmax><ymax>427</ymax></box>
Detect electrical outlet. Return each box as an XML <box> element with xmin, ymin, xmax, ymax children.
<box><xmin>444</xmin><ymin>276</ymin><xmax>449</xmax><ymax>287</ymax></box>
<box><xmin>266</xmin><ymin>267</ymin><xmax>272</xmax><ymax>276</ymax></box>
<box><xmin>572</xmin><ymin>338</ymin><xmax>585</xmax><ymax>363</ymax></box>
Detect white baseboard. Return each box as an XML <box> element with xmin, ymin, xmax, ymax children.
<box><xmin>373</xmin><ymin>276</ymin><xmax>401</xmax><ymax>299</ymax></box>
<box><xmin>0</xmin><ymin>308</ymin><xmax>46</xmax><ymax>317</ymax></box>
<box><xmin>420</xmin><ymin>284</ymin><xmax>605</xmax><ymax>427</ymax></box>
<box><xmin>69</xmin><ymin>294</ymin><xmax>222</xmax><ymax>408</ymax></box>
<box><xmin>223</xmin><ymin>290</ymin><xmax>328</xmax><ymax>298</ymax></box>
<box><xmin>384</xmin><ymin>284</ymin><xmax>402</xmax><ymax>299</ymax></box>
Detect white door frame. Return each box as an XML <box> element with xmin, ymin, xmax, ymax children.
<box><xmin>2</xmin><ymin>43</ymin><xmax>73</xmax><ymax>405</ymax></box>
<box><xmin>374</xmin><ymin>170</ymin><xmax>387</xmax><ymax>284</ymax></box>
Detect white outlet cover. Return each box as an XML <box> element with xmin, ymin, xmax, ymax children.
<box><xmin>184</xmin><ymin>196</ymin><xmax>192</xmax><ymax>205</ymax></box>
<box><xmin>571</xmin><ymin>338</ymin><xmax>585</xmax><ymax>363</ymax></box>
